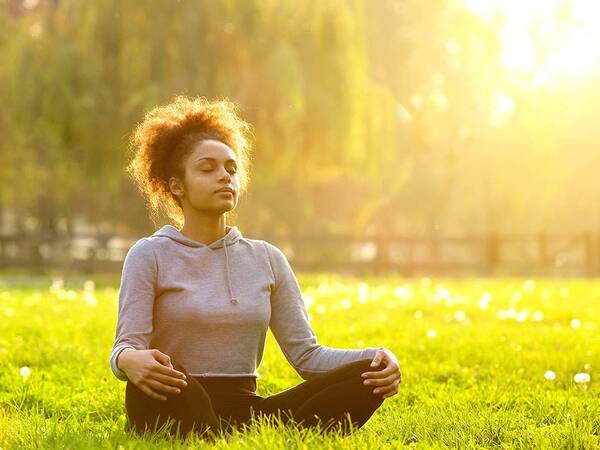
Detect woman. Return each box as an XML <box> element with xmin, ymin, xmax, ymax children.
<box><xmin>109</xmin><ymin>95</ymin><xmax>402</xmax><ymax>440</ymax></box>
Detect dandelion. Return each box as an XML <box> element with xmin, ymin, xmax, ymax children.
<box><xmin>479</xmin><ymin>292</ymin><xmax>491</xmax><ymax>309</ymax></box>
<box><xmin>497</xmin><ymin>308</ymin><xmax>517</xmax><ymax>320</ymax></box>
<box><xmin>50</xmin><ymin>278</ymin><xmax>64</xmax><ymax>293</ymax></box>
<box><xmin>302</xmin><ymin>294</ymin><xmax>315</xmax><ymax>309</ymax></box>
<box><xmin>533</xmin><ymin>311</ymin><xmax>544</xmax><ymax>321</ymax></box>
<box><xmin>523</xmin><ymin>279</ymin><xmax>536</xmax><ymax>291</ymax></box>
<box><xmin>358</xmin><ymin>282</ymin><xmax>369</xmax><ymax>304</ymax></box>
<box><xmin>584</xmin><ymin>363</ymin><xmax>591</xmax><ymax>371</ymax></box>
<box><xmin>315</xmin><ymin>304</ymin><xmax>327</xmax><ymax>315</ymax></box>
<box><xmin>559</xmin><ymin>287</ymin><xmax>569</xmax><ymax>298</ymax></box>
<box><xmin>20</xmin><ymin>366</ymin><xmax>31</xmax><ymax>379</ymax></box>
<box><xmin>83</xmin><ymin>291</ymin><xmax>97</xmax><ymax>308</ymax></box>
<box><xmin>414</xmin><ymin>310</ymin><xmax>423</xmax><ymax>320</ymax></box>
<box><xmin>454</xmin><ymin>310</ymin><xmax>467</xmax><ymax>322</ymax></box>
<box><xmin>394</xmin><ymin>286</ymin><xmax>411</xmax><ymax>300</ymax></box>
<box><xmin>574</xmin><ymin>373</ymin><xmax>590</xmax><ymax>384</ymax></box>
<box><xmin>436</xmin><ymin>286</ymin><xmax>450</xmax><ymax>300</ymax></box>
<box><xmin>83</xmin><ymin>280</ymin><xmax>95</xmax><ymax>292</ymax></box>
<box><xmin>544</xmin><ymin>370</ymin><xmax>556</xmax><ymax>381</ymax></box>
<box><xmin>341</xmin><ymin>298</ymin><xmax>352</xmax><ymax>309</ymax></box>
<box><xmin>516</xmin><ymin>310</ymin><xmax>528</xmax><ymax>322</ymax></box>
<box><xmin>570</xmin><ymin>319</ymin><xmax>581</xmax><ymax>329</ymax></box>
<box><xmin>427</xmin><ymin>329</ymin><xmax>437</xmax><ymax>339</ymax></box>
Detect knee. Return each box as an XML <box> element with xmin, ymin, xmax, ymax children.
<box><xmin>348</xmin><ymin>358</ymin><xmax>385</xmax><ymax>379</ymax></box>
<box><xmin>348</xmin><ymin>359</ymin><xmax>386</xmax><ymax>400</ymax></box>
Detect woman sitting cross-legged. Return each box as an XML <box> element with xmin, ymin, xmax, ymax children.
<box><xmin>109</xmin><ymin>95</ymin><xmax>402</xmax><ymax>441</ymax></box>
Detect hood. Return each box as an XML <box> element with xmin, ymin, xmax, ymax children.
<box><xmin>152</xmin><ymin>224</ymin><xmax>242</xmax><ymax>305</ymax></box>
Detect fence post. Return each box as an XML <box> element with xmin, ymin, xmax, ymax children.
<box><xmin>486</xmin><ymin>232</ymin><xmax>499</xmax><ymax>275</ymax></box>
<box><xmin>584</xmin><ymin>231</ymin><xmax>597</xmax><ymax>277</ymax></box>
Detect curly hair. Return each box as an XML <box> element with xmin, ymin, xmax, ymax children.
<box><xmin>126</xmin><ymin>95</ymin><xmax>254</xmax><ymax>228</ymax></box>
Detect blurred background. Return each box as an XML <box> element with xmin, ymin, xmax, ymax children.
<box><xmin>1</xmin><ymin>0</ymin><xmax>599</xmax><ymax>277</ymax></box>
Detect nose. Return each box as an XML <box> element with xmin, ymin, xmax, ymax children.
<box><xmin>218</xmin><ymin>167</ymin><xmax>232</xmax><ymax>182</ymax></box>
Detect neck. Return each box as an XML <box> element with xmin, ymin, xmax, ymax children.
<box><xmin>178</xmin><ymin>211</ymin><xmax>230</xmax><ymax>245</ymax></box>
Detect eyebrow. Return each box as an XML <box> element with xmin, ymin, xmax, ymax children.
<box><xmin>194</xmin><ymin>157</ymin><xmax>237</xmax><ymax>164</ymax></box>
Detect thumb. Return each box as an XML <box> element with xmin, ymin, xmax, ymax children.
<box><xmin>153</xmin><ymin>349</ymin><xmax>173</xmax><ymax>368</ymax></box>
<box><xmin>371</xmin><ymin>351</ymin><xmax>384</xmax><ymax>367</ymax></box>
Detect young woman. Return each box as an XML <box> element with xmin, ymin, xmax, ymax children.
<box><xmin>109</xmin><ymin>95</ymin><xmax>402</xmax><ymax>440</ymax></box>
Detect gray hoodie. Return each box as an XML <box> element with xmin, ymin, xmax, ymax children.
<box><xmin>109</xmin><ymin>225</ymin><xmax>382</xmax><ymax>381</ymax></box>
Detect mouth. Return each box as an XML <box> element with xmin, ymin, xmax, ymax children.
<box><xmin>215</xmin><ymin>187</ymin><xmax>235</xmax><ymax>197</ymax></box>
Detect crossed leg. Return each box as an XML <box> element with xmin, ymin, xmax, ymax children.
<box><xmin>251</xmin><ymin>359</ymin><xmax>386</xmax><ymax>435</ymax></box>
<box><xmin>124</xmin><ymin>359</ymin><xmax>385</xmax><ymax>439</ymax></box>
<box><xmin>124</xmin><ymin>361</ymin><xmax>224</xmax><ymax>440</ymax></box>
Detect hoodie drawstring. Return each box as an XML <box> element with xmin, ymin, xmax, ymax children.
<box><xmin>223</xmin><ymin>237</ymin><xmax>238</xmax><ymax>305</ymax></box>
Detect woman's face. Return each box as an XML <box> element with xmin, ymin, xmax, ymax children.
<box><xmin>171</xmin><ymin>139</ymin><xmax>239</xmax><ymax>215</ymax></box>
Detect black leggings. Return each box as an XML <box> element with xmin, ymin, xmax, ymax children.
<box><xmin>124</xmin><ymin>358</ymin><xmax>386</xmax><ymax>440</ymax></box>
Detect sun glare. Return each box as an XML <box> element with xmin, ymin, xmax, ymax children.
<box><xmin>463</xmin><ymin>0</ymin><xmax>600</xmax><ymax>83</ymax></box>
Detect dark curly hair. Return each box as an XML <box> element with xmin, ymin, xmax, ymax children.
<box><xmin>126</xmin><ymin>95</ymin><xmax>253</xmax><ymax>228</ymax></box>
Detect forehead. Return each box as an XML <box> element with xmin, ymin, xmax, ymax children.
<box><xmin>188</xmin><ymin>139</ymin><xmax>237</xmax><ymax>162</ymax></box>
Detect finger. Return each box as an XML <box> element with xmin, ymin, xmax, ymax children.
<box><xmin>362</xmin><ymin>363</ymin><xmax>399</xmax><ymax>379</ymax></box>
<box><xmin>139</xmin><ymin>384</ymin><xmax>167</xmax><ymax>401</ymax></box>
<box><xmin>152</xmin><ymin>362</ymin><xmax>187</xmax><ymax>380</ymax></box>
<box><xmin>146</xmin><ymin>378</ymin><xmax>182</xmax><ymax>396</ymax></box>
<box><xmin>152</xmin><ymin>349</ymin><xmax>172</xmax><ymax>367</ymax></box>
<box><xmin>363</xmin><ymin>372</ymin><xmax>400</xmax><ymax>386</ymax></box>
<box><xmin>382</xmin><ymin>388</ymin><xmax>399</xmax><ymax>399</ymax></box>
<box><xmin>373</xmin><ymin>379</ymin><xmax>400</xmax><ymax>395</ymax></box>
<box><xmin>369</xmin><ymin>350</ymin><xmax>387</xmax><ymax>368</ymax></box>
<box><xmin>152</xmin><ymin>371</ymin><xmax>189</xmax><ymax>389</ymax></box>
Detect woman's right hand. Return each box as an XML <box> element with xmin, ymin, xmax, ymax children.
<box><xmin>118</xmin><ymin>348</ymin><xmax>188</xmax><ymax>401</ymax></box>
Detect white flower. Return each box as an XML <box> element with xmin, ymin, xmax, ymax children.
<box><xmin>83</xmin><ymin>280</ymin><xmax>95</xmax><ymax>292</ymax></box>
<box><xmin>315</xmin><ymin>304</ymin><xmax>327</xmax><ymax>315</ymax></box>
<box><xmin>20</xmin><ymin>366</ymin><xmax>31</xmax><ymax>379</ymax></box>
<box><xmin>427</xmin><ymin>329</ymin><xmax>437</xmax><ymax>339</ymax></box>
<box><xmin>574</xmin><ymin>373</ymin><xmax>590</xmax><ymax>384</ymax></box>
<box><xmin>516</xmin><ymin>310</ymin><xmax>528</xmax><ymax>322</ymax></box>
<box><xmin>454</xmin><ymin>310</ymin><xmax>467</xmax><ymax>322</ymax></box>
<box><xmin>533</xmin><ymin>311</ymin><xmax>544</xmax><ymax>321</ymax></box>
<box><xmin>570</xmin><ymin>319</ymin><xmax>581</xmax><ymax>329</ymax></box>
<box><xmin>479</xmin><ymin>292</ymin><xmax>491</xmax><ymax>309</ymax></box>
<box><xmin>544</xmin><ymin>370</ymin><xmax>556</xmax><ymax>381</ymax></box>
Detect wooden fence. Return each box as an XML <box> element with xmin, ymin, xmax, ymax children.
<box><xmin>1</xmin><ymin>231</ymin><xmax>599</xmax><ymax>277</ymax></box>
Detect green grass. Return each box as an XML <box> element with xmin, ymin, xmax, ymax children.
<box><xmin>0</xmin><ymin>274</ymin><xmax>598</xmax><ymax>449</ymax></box>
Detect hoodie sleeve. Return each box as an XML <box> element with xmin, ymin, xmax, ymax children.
<box><xmin>109</xmin><ymin>238</ymin><xmax>158</xmax><ymax>381</ymax></box>
<box><xmin>264</xmin><ymin>242</ymin><xmax>383</xmax><ymax>380</ymax></box>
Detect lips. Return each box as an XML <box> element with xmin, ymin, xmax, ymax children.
<box><xmin>215</xmin><ymin>187</ymin><xmax>235</xmax><ymax>195</ymax></box>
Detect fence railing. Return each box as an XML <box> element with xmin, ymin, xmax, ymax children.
<box><xmin>1</xmin><ymin>231</ymin><xmax>599</xmax><ymax>277</ymax></box>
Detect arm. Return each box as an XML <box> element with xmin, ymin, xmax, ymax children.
<box><xmin>109</xmin><ymin>238</ymin><xmax>157</xmax><ymax>381</ymax></box>
<box><xmin>264</xmin><ymin>242</ymin><xmax>383</xmax><ymax>380</ymax></box>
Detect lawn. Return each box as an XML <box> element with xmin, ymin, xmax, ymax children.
<box><xmin>0</xmin><ymin>274</ymin><xmax>598</xmax><ymax>449</ymax></box>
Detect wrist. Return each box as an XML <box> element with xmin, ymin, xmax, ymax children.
<box><xmin>117</xmin><ymin>347</ymin><xmax>135</xmax><ymax>370</ymax></box>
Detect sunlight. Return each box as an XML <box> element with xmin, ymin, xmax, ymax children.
<box><xmin>463</xmin><ymin>0</ymin><xmax>600</xmax><ymax>83</ymax></box>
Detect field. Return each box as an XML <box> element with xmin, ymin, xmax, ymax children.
<box><xmin>0</xmin><ymin>274</ymin><xmax>598</xmax><ymax>449</ymax></box>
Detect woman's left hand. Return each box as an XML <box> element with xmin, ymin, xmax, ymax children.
<box><xmin>361</xmin><ymin>348</ymin><xmax>402</xmax><ymax>399</ymax></box>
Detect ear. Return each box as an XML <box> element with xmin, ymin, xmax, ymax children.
<box><xmin>169</xmin><ymin>176</ymin><xmax>184</xmax><ymax>197</ymax></box>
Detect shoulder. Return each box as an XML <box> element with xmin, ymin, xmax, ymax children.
<box><xmin>248</xmin><ymin>239</ymin><xmax>288</xmax><ymax>262</ymax></box>
<box><xmin>124</xmin><ymin>237</ymin><xmax>157</xmax><ymax>263</ymax></box>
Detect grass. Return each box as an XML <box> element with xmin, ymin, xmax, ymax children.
<box><xmin>0</xmin><ymin>273</ymin><xmax>598</xmax><ymax>449</ymax></box>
